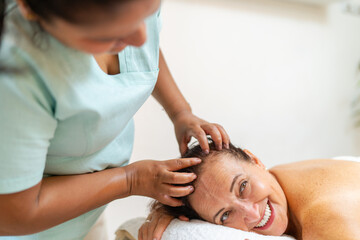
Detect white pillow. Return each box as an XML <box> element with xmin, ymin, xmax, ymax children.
<box><xmin>115</xmin><ymin>218</ymin><xmax>296</xmax><ymax>240</ymax></box>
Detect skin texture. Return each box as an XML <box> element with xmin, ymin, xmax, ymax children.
<box><xmin>0</xmin><ymin>0</ymin><xmax>230</xmax><ymax>237</ymax></box>
<box><xmin>143</xmin><ymin>155</ymin><xmax>360</xmax><ymax>240</ymax></box>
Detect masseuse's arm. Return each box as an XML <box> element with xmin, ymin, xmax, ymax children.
<box><xmin>152</xmin><ymin>49</ymin><xmax>230</xmax><ymax>154</ymax></box>
<box><xmin>0</xmin><ymin>158</ymin><xmax>200</xmax><ymax>235</ymax></box>
<box><xmin>140</xmin><ymin>50</ymin><xmax>230</xmax><ymax>240</ymax></box>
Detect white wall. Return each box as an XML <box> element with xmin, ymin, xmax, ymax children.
<box><xmin>105</xmin><ymin>0</ymin><xmax>360</xmax><ymax>238</ymax></box>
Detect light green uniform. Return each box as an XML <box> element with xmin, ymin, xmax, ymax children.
<box><xmin>0</xmin><ymin>1</ymin><xmax>161</xmax><ymax>239</ymax></box>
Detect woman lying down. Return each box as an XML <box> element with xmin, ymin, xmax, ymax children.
<box><xmin>139</xmin><ymin>140</ymin><xmax>360</xmax><ymax>240</ymax></box>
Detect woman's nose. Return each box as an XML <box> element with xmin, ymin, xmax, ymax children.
<box><xmin>241</xmin><ymin>202</ymin><xmax>261</xmax><ymax>224</ymax></box>
<box><xmin>123</xmin><ymin>22</ymin><xmax>147</xmax><ymax>47</ymax></box>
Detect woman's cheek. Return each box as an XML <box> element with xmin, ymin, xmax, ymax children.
<box><xmin>253</xmin><ymin>178</ymin><xmax>268</xmax><ymax>194</ymax></box>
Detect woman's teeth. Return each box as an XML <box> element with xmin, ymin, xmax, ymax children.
<box><xmin>255</xmin><ymin>203</ymin><xmax>272</xmax><ymax>228</ymax></box>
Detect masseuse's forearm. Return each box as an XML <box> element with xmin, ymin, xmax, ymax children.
<box><xmin>152</xmin><ymin>49</ymin><xmax>192</xmax><ymax>121</ymax></box>
<box><xmin>0</xmin><ymin>167</ymin><xmax>129</xmax><ymax>235</ymax></box>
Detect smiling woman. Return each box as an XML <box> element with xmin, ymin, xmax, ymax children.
<box><xmin>147</xmin><ymin>140</ymin><xmax>360</xmax><ymax>240</ymax></box>
<box><xmin>160</xmin><ymin>141</ymin><xmax>288</xmax><ymax>236</ymax></box>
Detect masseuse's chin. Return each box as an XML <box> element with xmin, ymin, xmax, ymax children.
<box><xmin>107</xmin><ymin>45</ymin><xmax>128</xmax><ymax>54</ymax></box>
<box><xmin>78</xmin><ymin>45</ymin><xmax>128</xmax><ymax>55</ymax></box>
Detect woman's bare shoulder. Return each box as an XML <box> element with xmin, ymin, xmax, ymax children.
<box><xmin>271</xmin><ymin>159</ymin><xmax>360</xmax><ymax>240</ymax></box>
<box><xmin>270</xmin><ymin>158</ymin><xmax>360</xmax><ymax>173</ymax></box>
<box><xmin>270</xmin><ymin>158</ymin><xmax>360</xmax><ymax>197</ymax></box>
<box><xmin>301</xmin><ymin>199</ymin><xmax>360</xmax><ymax>240</ymax></box>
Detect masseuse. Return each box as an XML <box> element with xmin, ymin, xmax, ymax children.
<box><xmin>0</xmin><ymin>0</ymin><xmax>230</xmax><ymax>239</ymax></box>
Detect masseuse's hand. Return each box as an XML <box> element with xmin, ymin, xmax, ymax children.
<box><xmin>172</xmin><ymin>111</ymin><xmax>230</xmax><ymax>155</ymax></box>
<box><xmin>125</xmin><ymin>158</ymin><xmax>200</xmax><ymax>206</ymax></box>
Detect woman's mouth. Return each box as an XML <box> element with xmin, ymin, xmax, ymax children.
<box><xmin>254</xmin><ymin>200</ymin><xmax>275</xmax><ymax>230</ymax></box>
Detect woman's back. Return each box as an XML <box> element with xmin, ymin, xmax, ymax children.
<box><xmin>270</xmin><ymin>159</ymin><xmax>360</xmax><ymax>240</ymax></box>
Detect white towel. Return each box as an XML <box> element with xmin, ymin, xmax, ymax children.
<box><xmin>332</xmin><ymin>156</ymin><xmax>360</xmax><ymax>162</ymax></box>
<box><xmin>161</xmin><ymin>219</ymin><xmax>296</xmax><ymax>240</ymax></box>
<box><xmin>115</xmin><ymin>218</ymin><xmax>296</xmax><ymax>240</ymax></box>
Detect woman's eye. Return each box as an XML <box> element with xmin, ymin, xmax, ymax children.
<box><xmin>220</xmin><ymin>211</ymin><xmax>230</xmax><ymax>224</ymax></box>
<box><xmin>240</xmin><ymin>180</ymin><xmax>248</xmax><ymax>194</ymax></box>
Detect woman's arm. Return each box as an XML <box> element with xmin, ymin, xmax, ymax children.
<box><xmin>152</xmin><ymin>49</ymin><xmax>229</xmax><ymax>155</ymax></box>
<box><xmin>0</xmin><ymin>158</ymin><xmax>200</xmax><ymax>236</ymax></box>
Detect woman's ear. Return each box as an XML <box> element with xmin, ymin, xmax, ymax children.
<box><xmin>243</xmin><ymin>149</ymin><xmax>266</xmax><ymax>170</ymax></box>
<box><xmin>16</xmin><ymin>0</ymin><xmax>38</xmax><ymax>21</ymax></box>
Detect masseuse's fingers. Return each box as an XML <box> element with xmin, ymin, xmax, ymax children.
<box><xmin>215</xmin><ymin>123</ymin><xmax>230</xmax><ymax>149</ymax></box>
<box><xmin>165</xmin><ymin>158</ymin><xmax>201</xmax><ymax>171</ymax></box>
<box><xmin>200</xmin><ymin>123</ymin><xmax>224</xmax><ymax>151</ymax></box>
<box><xmin>180</xmin><ymin>135</ymin><xmax>191</xmax><ymax>156</ymax></box>
<box><xmin>158</xmin><ymin>194</ymin><xmax>183</xmax><ymax>207</ymax></box>
<box><xmin>161</xmin><ymin>171</ymin><xmax>196</xmax><ymax>184</ymax></box>
<box><xmin>161</xmin><ymin>184</ymin><xmax>194</xmax><ymax>198</ymax></box>
<box><xmin>190</xmin><ymin>123</ymin><xmax>230</xmax><ymax>154</ymax></box>
<box><xmin>181</xmin><ymin>125</ymin><xmax>210</xmax><ymax>154</ymax></box>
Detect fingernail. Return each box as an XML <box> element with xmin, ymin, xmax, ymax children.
<box><xmin>188</xmin><ymin>186</ymin><xmax>194</xmax><ymax>191</ymax></box>
<box><xmin>194</xmin><ymin>158</ymin><xmax>202</xmax><ymax>163</ymax></box>
<box><xmin>204</xmin><ymin>149</ymin><xmax>209</xmax><ymax>154</ymax></box>
<box><xmin>226</xmin><ymin>143</ymin><xmax>229</xmax><ymax>149</ymax></box>
<box><xmin>192</xmin><ymin>174</ymin><xmax>197</xmax><ymax>179</ymax></box>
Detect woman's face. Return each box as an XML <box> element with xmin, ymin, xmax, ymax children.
<box><xmin>33</xmin><ymin>0</ymin><xmax>161</xmax><ymax>54</ymax></box>
<box><xmin>188</xmin><ymin>151</ymin><xmax>288</xmax><ymax>236</ymax></box>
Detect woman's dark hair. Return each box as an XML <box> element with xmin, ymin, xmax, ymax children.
<box><xmin>152</xmin><ymin>139</ymin><xmax>252</xmax><ymax>220</ymax></box>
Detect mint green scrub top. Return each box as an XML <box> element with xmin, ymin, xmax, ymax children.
<box><xmin>0</xmin><ymin>2</ymin><xmax>161</xmax><ymax>239</ymax></box>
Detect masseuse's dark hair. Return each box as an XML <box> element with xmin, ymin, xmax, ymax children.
<box><xmin>0</xmin><ymin>0</ymin><xmax>5</xmax><ymax>47</ymax></box>
<box><xmin>0</xmin><ymin>0</ymin><xmax>134</xmax><ymax>56</ymax></box>
<box><xmin>151</xmin><ymin>139</ymin><xmax>252</xmax><ymax>220</ymax></box>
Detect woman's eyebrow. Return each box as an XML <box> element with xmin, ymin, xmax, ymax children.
<box><xmin>213</xmin><ymin>207</ymin><xmax>225</xmax><ymax>223</ymax></box>
<box><xmin>230</xmin><ymin>174</ymin><xmax>243</xmax><ymax>192</ymax></box>
<box><xmin>213</xmin><ymin>174</ymin><xmax>244</xmax><ymax>223</ymax></box>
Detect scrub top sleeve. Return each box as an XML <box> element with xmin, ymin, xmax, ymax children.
<box><xmin>0</xmin><ymin>68</ymin><xmax>57</xmax><ymax>194</ymax></box>
<box><xmin>157</xmin><ymin>7</ymin><xmax>163</xmax><ymax>32</ymax></box>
